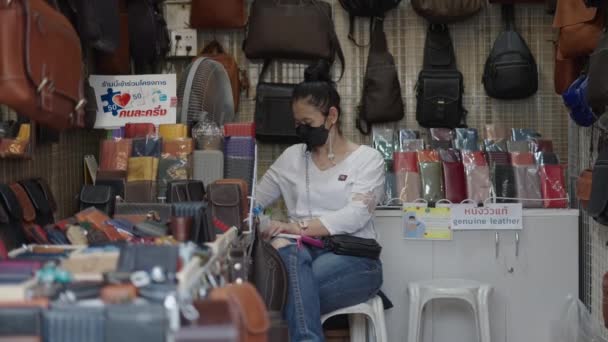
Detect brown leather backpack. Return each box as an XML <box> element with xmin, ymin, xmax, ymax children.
<box><xmin>553</xmin><ymin>0</ymin><xmax>604</xmax><ymax>59</ymax></box>
<box><xmin>199</xmin><ymin>41</ymin><xmax>248</xmax><ymax>112</ymax></box>
<box><xmin>190</xmin><ymin>0</ymin><xmax>246</xmax><ymax>29</ymax></box>
<box><xmin>0</xmin><ymin>0</ymin><xmax>86</xmax><ymax>130</ymax></box>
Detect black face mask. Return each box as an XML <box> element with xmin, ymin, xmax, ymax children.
<box><xmin>296</xmin><ymin>121</ymin><xmax>329</xmax><ymax>152</ymax></box>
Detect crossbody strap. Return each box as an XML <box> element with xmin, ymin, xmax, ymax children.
<box><xmin>422</xmin><ymin>24</ymin><xmax>457</xmax><ymax>71</ymax></box>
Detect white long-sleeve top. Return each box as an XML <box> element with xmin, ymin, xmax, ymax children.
<box><xmin>255</xmin><ymin>144</ymin><xmax>386</xmax><ymax>239</ymax></box>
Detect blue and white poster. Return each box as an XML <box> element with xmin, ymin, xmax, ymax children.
<box><xmin>90</xmin><ymin>74</ymin><xmax>178</xmax><ymax>129</ymax></box>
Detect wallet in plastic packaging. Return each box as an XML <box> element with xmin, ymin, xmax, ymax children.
<box><xmin>533</xmin><ymin>139</ymin><xmax>554</xmax><ymax>153</ymax></box>
<box><xmin>399</xmin><ymin>129</ymin><xmax>419</xmax><ymax>142</ymax></box>
<box><xmin>539</xmin><ymin>164</ymin><xmax>568</xmax><ymax>208</ymax></box>
<box><xmin>131</xmin><ymin>136</ymin><xmax>162</xmax><ymax>158</ymax></box>
<box><xmin>417</xmin><ymin>150</ymin><xmax>440</xmax><ymax>163</ymax></box>
<box><xmin>507</xmin><ymin>140</ymin><xmax>532</xmax><ymax>153</ymax></box>
<box><xmin>400</xmin><ymin>139</ymin><xmax>425</xmax><ymax>152</ymax></box>
<box><xmin>485</xmin><ymin>124</ymin><xmax>509</xmax><ymax>140</ymax></box>
<box><xmin>511</xmin><ymin>152</ymin><xmax>542</xmax><ymax>208</ymax></box>
<box><xmin>419</xmin><ymin>162</ymin><xmax>444</xmax><ymax>204</ymax></box>
<box><xmin>462</xmin><ymin>151</ymin><xmax>492</xmax><ymax>204</ymax></box>
<box><xmin>439</xmin><ymin>148</ymin><xmax>461</xmax><ymax>163</ymax></box>
<box><xmin>535</xmin><ymin>151</ymin><xmax>560</xmax><ymax>165</ymax></box>
<box><xmin>454</xmin><ymin>128</ymin><xmax>479</xmax><ymax>151</ymax></box>
<box><xmin>158</xmin><ymin>154</ymin><xmax>190</xmax><ymax>197</ymax></box>
<box><xmin>394</xmin><ymin>151</ymin><xmax>420</xmax><ymax>203</ymax></box>
<box><xmin>373</xmin><ymin>127</ymin><xmax>396</xmax><ymax>161</ymax></box>
<box><xmin>429</xmin><ymin>128</ymin><xmax>453</xmax><ymax>149</ymax></box>
<box><xmin>512</xmin><ymin>128</ymin><xmax>541</xmax><ymax>141</ymax></box>
<box><xmin>552</xmin><ymin>295</ymin><xmax>607</xmax><ymax>342</ymax></box>
<box><xmin>439</xmin><ymin>149</ymin><xmax>466</xmax><ymax>203</ymax></box>
<box><xmin>487</xmin><ymin>151</ymin><xmax>516</xmax><ymax>203</ymax></box>
<box><xmin>484</xmin><ymin>139</ymin><xmax>508</xmax><ymax>152</ymax></box>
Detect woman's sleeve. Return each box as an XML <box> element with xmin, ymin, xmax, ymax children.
<box><xmin>319</xmin><ymin>151</ymin><xmax>386</xmax><ymax>235</ymax></box>
<box><xmin>255</xmin><ymin>165</ymin><xmax>282</xmax><ymax>209</ymax></box>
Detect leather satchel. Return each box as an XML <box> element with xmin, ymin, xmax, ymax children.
<box><xmin>243</xmin><ymin>0</ymin><xmax>344</xmax><ymax>74</ymax></box>
<box><xmin>214</xmin><ymin>179</ymin><xmax>249</xmax><ymax>223</ymax></box>
<box><xmin>411</xmin><ymin>0</ymin><xmax>484</xmax><ymax>23</ymax></box>
<box><xmin>207</xmin><ymin>182</ymin><xmax>244</xmax><ymax>233</ymax></box>
<box><xmin>190</xmin><ymin>0</ymin><xmax>246</xmax><ymax>29</ymax></box>
<box><xmin>553</xmin><ymin>0</ymin><xmax>604</xmax><ymax>59</ymax></box>
<box><xmin>79</xmin><ymin>185</ymin><xmax>115</xmax><ymax>216</ymax></box>
<box><xmin>200</xmin><ymin>41</ymin><xmax>248</xmax><ymax>111</ymax></box>
<box><xmin>249</xmin><ymin>231</ymin><xmax>288</xmax><ymax>312</ymax></box>
<box><xmin>99</xmin><ymin>139</ymin><xmax>132</xmax><ymax>172</ymax></box>
<box><xmin>577</xmin><ymin>169</ymin><xmax>593</xmax><ymax>209</ymax></box>
<box><xmin>210</xmin><ymin>283</ymin><xmax>270</xmax><ymax>342</ymax></box>
<box><xmin>0</xmin><ymin>0</ymin><xmax>86</xmax><ymax>130</ymax></box>
<box><xmin>166</xmin><ymin>180</ymin><xmax>205</xmax><ymax>203</ymax></box>
<box><xmin>125</xmin><ymin>181</ymin><xmax>158</xmax><ymax>203</ymax></box>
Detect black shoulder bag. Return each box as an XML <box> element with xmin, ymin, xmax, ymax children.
<box><xmin>416</xmin><ymin>24</ymin><xmax>467</xmax><ymax>128</ymax></box>
<box><xmin>304</xmin><ymin>152</ymin><xmax>382</xmax><ymax>259</ymax></box>
<box><xmin>356</xmin><ymin>17</ymin><xmax>405</xmax><ymax>135</ymax></box>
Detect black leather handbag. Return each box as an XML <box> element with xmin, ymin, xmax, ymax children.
<box><xmin>166</xmin><ymin>180</ymin><xmax>205</xmax><ymax>203</ymax></box>
<box><xmin>323</xmin><ymin>235</ymin><xmax>382</xmax><ymax>259</ymax></box>
<box><xmin>79</xmin><ymin>185</ymin><xmax>116</xmax><ymax>216</ymax></box>
<box><xmin>248</xmin><ymin>230</ymin><xmax>288</xmax><ymax>313</ymax></box>
<box><xmin>416</xmin><ymin>24</ymin><xmax>466</xmax><ymax>128</ymax></box>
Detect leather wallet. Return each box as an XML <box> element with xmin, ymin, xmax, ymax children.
<box><xmin>44</xmin><ymin>304</ymin><xmax>105</xmax><ymax>342</ymax></box>
<box><xmin>75</xmin><ymin>208</ymin><xmax>123</xmax><ymax>242</ymax></box>
<box><xmin>105</xmin><ymin>304</ymin><xmax>167</xmax><ymax>342</ymax></box>
<box><xmin>19</xmin><ymin>179</ymin><xmax>55</xmax><ymax>227</ymax></box>
<box><xmin>131</xmin><ymin>137</ymin><xmax>162</xmax><ymax>158</ymax></box>
<box><xmin>99</xmin><ymin>139</ymin><xmax>132</xmax><ymax>171</ymax></box>
<box><xmin>125</xmin><ymin>181</ymin><xmax>158</xmax><ymax>203</ymax></box>
<box><xmin>396</xmin><ymin>172</ymin><xmax>421</xmax><ymax>203</ymax></box>
<box><xmin>96</xmin><ymin>170</ymin><xmax>127</xmax><ymax>200</ymax></box>
<box><xmin>162</xmin><ymin>138</ymin><xmax>194</xmax><ymax>156</ymax></box>
<box><xmin>158</xmin><ymin>157</ymin><xmax>189</xmax><ymax>196</ymax></box>
<box><xmin>172</xmin><ymin>202</ymin><xmax>214</xmax><ymax>244</ymax></box>
<box><xmin>419</xmin><ymin>162</ymin><xmax>444</xmax><ymax>203</ymax></box>
<box><xmin>492</xmin><ymin>164</ymin><xmax>517</xmax><ymax>203</ymax></box>
<box><xmin>170</xmin><ymin>216</ymin><xmax>192</xmax><ymax>242</ymax></box>
<box><xmin>134</xmin><ymin>220</ymin><xmax>169</xmax><ymax>237</ymax></box>
<box><xmin>127</xmin><ymin>157</ymin><xmax>159</xmax><ymax>182</ymax></box>
<box><xmin>510</xmin><ymin>152</ymin><xmax>535</xmax><ymax>166</ymax></box>
<box><xmin>540</xmin><ymin>164</ymin><xmax>568</xmax><ymax>208</ymax></box>
<box><xmin>166</xmin><ymin>180</ymin><xmax>205</xmax><ymax>203</ymax></box>
<box><xmin>117</xmin><ymin>245</ymin><xmax>178</xmax><ymax>274</ymax></box>
<box><xmin>577</xmin><ymin>169</ymin><xmax>593</xmax><ymax>209</ymax></box>
<box><xmin>442</xmin><ymin>161</ymin><xmax>467</xmax><ymax>203</ymax></box>
<box><xmin>124</xmin><ymin>123</ymin><xmax>156</xmax><ymax>139</ymax></box>
<box><xmin>114</xmin><ymin>203</ymin><xmax>172</xmax><ymax>225</ymax></box>
<box><xmin>213</xmin><ymin>179</ymin><xmax>249</xmax><ymax>225</ymax></box>
<box><xmin>79</xmin><ymin>185</ymin><xmax>115</xmax><ymax>216</ymax></box>
<box><xmin>463</xmin><ymin>152</ymin><xmax>491</xmax><ymax>204</ymax></box>
<box><xmin>158</xmin><ymin>124</ymin><xmax>187</xmax><ymax>139</ymax></box>
<box><xmin>393</xmin><ymin>152</ymin><xmax>418</xmax><ymax>173</ymax></box>
<box><xmin>417</xmin><ymin>150</ymin><xmax>440</xmax><ymax>163</ymax></box>
<box><xmin>101</xmin><ymin>284</ymin><xmax>137</xmax><ymax>304</ymax></box>
<box><xmin>514</xmin><ymin>165</ymin><xmax>543</xmax><ymax>208</ymax></box>
<box><xmin>207</xmin><ymin>182</ymin><xmax>244</xmax><ymax>233</ymax></box>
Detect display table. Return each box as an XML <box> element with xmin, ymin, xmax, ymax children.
<box><xmin>375</xmin><ymin>208</ymin><xmax>579</xmax><ymax>342</ymax></box>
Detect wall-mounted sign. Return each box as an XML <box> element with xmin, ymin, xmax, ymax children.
<box><xmin>451</xmin><ymin>203</ymin><xmax>523</xmax><ymax>231</ymax></box>
<box><xmin>403</xmin><ymin>206</ymin><xmax>452</xmax><ymax>241</ymax></box>
<box><xmin>90</xmin><ymin>74</ymin><xmax>178</xmax><ymax>129</ymax></box>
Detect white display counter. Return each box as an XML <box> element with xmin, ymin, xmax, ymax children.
<box><xmin>375</xmin><ymin>208</ymin><xmax>579</xmax><ymax>342</ymax></box>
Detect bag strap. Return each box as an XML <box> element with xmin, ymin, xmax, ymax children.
<box><xmin>201</xmin><ymin>40</ymin><xmax>226</xmax><ymax>55</ymax></box>
<box><xmin>502</xmin><ymin>4</ymin><xmax>516</xmax><ymax>31</ymax></box>
<box><xmin>422</xmin><ymin>24</ymin><xmax>457</xmax><ymax>70</ymax></box>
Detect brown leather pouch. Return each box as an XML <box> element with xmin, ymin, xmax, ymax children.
<box><xmin>577</xmin><ymin>169</ymin><xmax>593</xmax><ymax>209</ymax></box>
<box><xmin>0</xmin><ymin>0</ymin><xmax>86</xmax><ymax>130</ymax></box>
<box><xmin>101</xmin><ymin>284</ymin><xmax>137</xmax><ymax>304</ymax></box>
<box><xmin>214</xmin><ymin>179</ymin><xmax>249</xmax><ymax>226</ymax></box>
<box><xmin>207</xmin><ymin>182</ymin><xmax>243</xmax><ymax>233</ymax></box>
<box><xmin>99</xmin><ymin>139</ymin><xmax>132</xmax><ymax>171</ymax></box>
<box><xmin>190</xmin><ymin>0</ymin><xmax>246</xmax><ymax>29</ymax></box>
<box><xmin>125</xmin><ymin>181</ymin><xmax>158</xmax><ymax>203</ymax></box>
<box><xmin>553</xmin><ymin>0</ymin><xmax>604</xmax><ymax>59</ymax></box>
<box><xmin>210</xmin><ymin>283</ymin><xmax>269</xmax><ymax>342</ymax></box>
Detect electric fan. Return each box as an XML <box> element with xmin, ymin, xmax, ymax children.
<box><xmin>176</xmin><ymin>57</ymin><xmax>235</xmax><ymax>127</ymax></box>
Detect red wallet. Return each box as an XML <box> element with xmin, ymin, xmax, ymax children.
<box><xmin>539</xmin><ymin>164</ymin><xmax>568</xmax><ymax>208</ymax></box>
<box><xmin>443</xmin><ymin>161</ymin><xmax>467</xmax><ymax>203</ymax></box>
<box><xmin>393</xmin><ymin>152</ymin><xmax>418</xmax><ymax>173</ymax></box>
<box><xmin>124</xmin><ymin>123</ymin><xmax>156</xmax><ymax>139</ymax></box>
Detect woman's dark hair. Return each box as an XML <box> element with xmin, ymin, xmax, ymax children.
<box><xmin>292</xmin><ymin>60</ymin><xmax>342</xmax><ymax>131</ymax></box>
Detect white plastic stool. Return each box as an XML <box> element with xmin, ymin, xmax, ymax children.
<box><xmin>407</xmin><ymin>279</ymin><xmax>492</xmax><ymax>342</ymax></box>
<box><xmin>321</xmin><ymin>295</ymin><xmax>387</xmax><ymax>342</ymax></box>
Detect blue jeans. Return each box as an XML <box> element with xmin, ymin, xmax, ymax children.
<box><xmin>277</xmin><ymin>242</ymin><xmax>383</xmax><ymax>342</ymax></box>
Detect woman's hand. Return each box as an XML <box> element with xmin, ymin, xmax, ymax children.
<box><xmin>261</xmin><ymin>220</ymin><xmax>299</xmax><ymax>240</ymax></box>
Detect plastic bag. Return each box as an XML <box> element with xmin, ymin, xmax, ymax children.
<box><xmin>462</xmin><ymin>151</ymin><xmax>491</xmax><ymax>204</ymax></box>
<box><xmin>484</xmin><ymin>139</ymin><xmax>508</xmax><ymax>152</ymax></box>
<box><xmin>429</xmin><ymin>128</ymin><xmax>453</xmax><ymax>149</ymax></box>
<box><xmin>454</xmin><ymin>128</ymin><xmax>479</xmax><ymax>151</ymax></box>
<box><xmin>192</xmin><ymin>115</ymin><xmax>223</xmax><ymax>151</ymax></box>
<box><xmin>439</xmin><ymin>148</ymin><xmax>462</xmax><ymax>163</ymax></box>
<box><xmin>419</xmin><ymin>162</ymin><xmax>444</xmax><ymax>204</ymax></box>
<box><xmin>400</xmin><ymin>139</ymin><xmax>425</xmax><ymax>152</ymax></box>
<box><xmin>373</xmin><ymin>127</ymin><xmax>396</xmax><ymax>161</ymax></box>
<box><xmin>485</xmin><ymin>124</ymin><xmax>509</xmax><ymax>140</ymax></box>
<box><xmin>539</xmin><ymin>164</ymin><xmax>568</xmax><ymax>208</ymax></box>
<box><xmin>553</xmin><ymin>295</ymin><xmax>608</xmax><ymax>342</ymax></box>
<box><xmin>394</xmin><ymin>152</ymin><xmax>421</xmax><ymax>203</ymax></box>
<box><xmin>158</xmin><ymin>154</ymin><xmax>190</xmax><ymax>196</ymax></box>
<box><xmin>507</xmin><ymin>140</ymin><xmax>532</xmax><ymax>153</ymax></box>
<box><xmin>512</xmin><ymin>128</ymin><xmax>541</xmax><ymax>141</ymax></box>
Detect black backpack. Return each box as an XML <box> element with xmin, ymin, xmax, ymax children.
<box><xmin>338</xmin><ymin>0</ymin><xmax>402</xmax><ymax>45</ymax></box>
<box><xmin>416</xmin><ymin>24</ymin><xmax>466</xmax><ymax>128</ymax></box>
<box><xmin>128</xmin><ymin>0</ymin><xmax>170</xmax><ymax>74</ymax></box>
<box><xmin>357</xmin><ymin>18</ymin><xmax>405</xmax><ymax>134</ymax></box>
<box><xmin>483</xmin><ymin>5</ymin><xmax>538</xmax><ymax>100</ymax></box>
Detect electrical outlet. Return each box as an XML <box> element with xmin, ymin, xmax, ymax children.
<box><xmin>170</xmin><ymin>29</ymin><xmax>197</xmax><ymax>57</ymax></box>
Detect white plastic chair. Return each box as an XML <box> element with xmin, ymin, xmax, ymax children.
<box><xmin>407</xmin><ymin>279</ymin><xmax>492</xmax><ymax>342</ymax></box>
<box><xmin>321</xmin><ymin>295</ymin><xmax>387</xmax><ymax>342</ymax></box>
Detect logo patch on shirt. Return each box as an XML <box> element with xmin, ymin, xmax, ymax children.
<box><xmin>338</xmin><ymin>174</ymin><xmax>348</xmax><ymax>181</ymax></box>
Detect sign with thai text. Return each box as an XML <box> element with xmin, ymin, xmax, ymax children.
<box><xmin>90</xmin><ymin>74</ymin><xmax>177</xmax><ymax>129</ymax></box>
<box><xmin>451</xmin><ymin>203</ymin><xmax>523</xmax><ymax>230</ymax></box>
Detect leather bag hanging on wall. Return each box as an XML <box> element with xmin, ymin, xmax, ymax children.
<box><xmin>356</xmin><ymin>18</ymin><xmax>405</xmax><ymax>135</ymax></box>
<box><xmin>0</xmin><ymin>0</ymin><xmax>86</xmax><ymax>130</ymax></box>
<box><xmin>190</xmin><ymin>0</ymin><xmax>246</xmax><ymax>29</ymax></box>
<box><xmin>416</xmin><ymin>24</ymin><xmax>467</xmax><ymax>128</ymax></box>
<box><xmin>243</xmin><ymin>0</ymin><xmax>345</xmax><ymax>75</ymax></box>
<box><xmin>95</xmin><ymin>0</ymin><xmax>131</xmax><ymax>75</ymax></box>
<box><xmin>199</xmin><ymin>41</ymin><xmax>248</xmax><ymax>112</ymax></box>
<box><xmin>588</xmin><ymin>148</ymin><xmax>608</xmax><ymax>224</ymax></box>
<box><xmin>127</xmin><ymin>0</ymin><xmax>170</xmax><ymax>74</ymax></box>
<box><xmin>553</xmin><ymin>0</ymin><xmax>604</xmax><ymax>59</ymax></box>
<box><xmin>587</xmin><ymin>22</ymin><xmax>608</xmax><ymax>114</ymax></box>
<box><xmin>337</xmin><ymin>0</ymin><xmax>402</xmax><ymax>45</ymax></box>
<box><xmin>483</xmin><ymin>5</ymin><xmax>538</xmax><ymax>100</ymax></box>
<box><xmin>411</xmin><ymin>0</ymin><xmax>484</xmax><ymax>24</ymax></box>
<box><xmin>69</xmin><ymin>0</ymin><xmax>121</xmax><ymax>52</ymax></box>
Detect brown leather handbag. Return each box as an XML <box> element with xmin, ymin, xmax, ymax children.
<box><xmin>0</xmin><ymin>0</ymin><xmax>86</xmax><ymax>130</ymax></box>
<box><xmin>210</xmin><ymin>283</ymin><xmax>270</xmax><ymax>342</ymax></box>
<box><xmin>190</xmin><ymin>0</ymin><xmax>246</xmax><ymax>29</ymax></box>
<box><xmin>199</xmin><ymin>41</ymin><xmax>248</xmax><ymax>112</ymax></box>
<box><xmin>553</xmin><ymin>0</ymin><xmax>604</xmax><ymax>59</ymax></box>
<box><xmin>554</xmin><ymin>46</ymin><xmax>585</xmax><ymax>95</ymax></box>
<box><xmin>577</xmin><ymin>169</ymin><xmax>593</xmax><ymax>209</ymax></box>
<box><xmin>95</xmin><ymin>0</ymin><xmax>131</xmax><ymax>75</ymax></box>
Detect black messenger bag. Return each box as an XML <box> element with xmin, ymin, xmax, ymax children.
<box><xmin>588</xmin><ymin>148</ymin><xmax>608</xmax><ymax>225</ymax></box>
<box><xmin>483</xmin><ymin>5</ymin><xmax>538</xmax><ymax>100</ymax></box>
<box><xmin>416</xmin><ymin>24</ymin><xmax>467</xmax><ymax>128</ymax></box>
